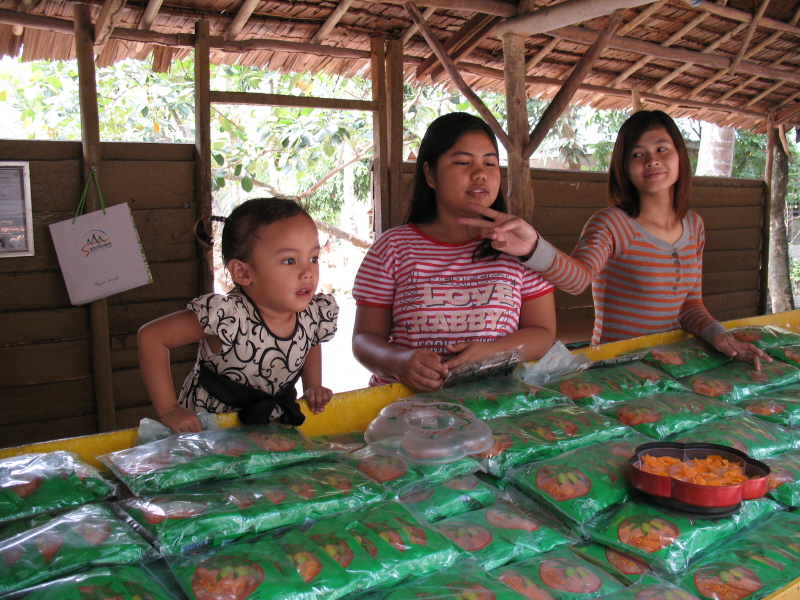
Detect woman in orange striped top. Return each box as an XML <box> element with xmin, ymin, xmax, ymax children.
<box><xmin>461</xmin><ymin>110</ymin><xmax>768</xmax><ymax>368</ymax></box>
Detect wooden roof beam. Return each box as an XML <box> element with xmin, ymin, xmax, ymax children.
<box><xmin>224</xmin><ymin>0</ymin><xmax>260</xmax><ymax>42</ymax></box>
<box><xmin>94</xmin><ymin>0</ymin><xmax>127</xmax><ymax>53</ymax></box>
<box><xmin>743</xmin><ymin>79</ymin><xmax>785</xmax><ymax>108</ymax></box>
<box><xmin>526</xmin><ymin>36</ymin><xmax>560</xmax><ymax>73</ymax></box>
<box><xmin>311</xmin><ymin>0</ymin><xmax>354</xmax><ymax>45</ymax></box>
<box><xmin>524</xmin><ymin>10</ymin><xmax>625</xmax><ymax>158</ymax></box>
<box><xmin>429</xmin><ymin>16</ymin><xmax>501</xmax><ymax>81</ymax></box>
<box><xmin>615</xmin><ymin>0</ymin><xmax>668</xmax><ymax>36</ymax></box>
<box><xmin>776</xmin><ymin>95</ymin><xmax>800</xmax><ymax>126</ymax></box>
<box><xmin>368</xmin><ymin>0</ymin><xmax>515</xmax><ymax>18</ymax></box>
<box><xmin>400</xmin><ymin>5</ymin><xmax>435</xmax><ymax>44</ymax></box>
<box><xmin>417</xmin><ymin>13</ymin><xmax>496</xmax><ymax>78</ymax></box>
<box><xmin>138</xmin><ymin>0</ymin><xmax>164</xmax><ymax>31</ymax></box>
<box><xmin>683</xmin><ymin>0</ymin><xmax>800</xmax><ymax>37</ymax></box>
<box><xmin>727</xmin><ymin>0</ymin><xmax>771</xmax><ymax>75</ymax></box>
<box><xmin>404</xmin><ymin>2</ymin><xmax>512</xmax><ymax>151</ymax></box>
<box><xmin>11</xmin><ymin>0</ymin><xmax>36</xmax><ymax>36</ymax></box>
<box><xmin>496</xmin><ymin>0</ymin><xmax>654</xmax><ymax>36</ymax></box>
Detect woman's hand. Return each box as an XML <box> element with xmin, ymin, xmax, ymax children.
<box><xmin>458</xmin><ymin>203</ymin><xmax>539</xmax><ymax>258</ymax></box>
<box><xmin>442</xmin><ymin>341</ymin><xmax>497</xmax><ymax>373</ymax></box>
<box><xmin>397</xmin><ymin>348</ymin><xmax>448</xmax><ymax>392</ymax></box>
<box><xmin>712</xmin><ymin>332</ymin><xmax>771</xmax><ymax>371</ymax></box>
<box><xmin>303</xmin><ymin>386</ymin><xmax>333</xmax><ymax>414</ymax></box>
<box><xmin>160</xmin><ymin>405</ymin><xmax>203</xmax><ymax>434</ymax></box>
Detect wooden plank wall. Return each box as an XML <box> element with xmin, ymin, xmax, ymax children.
<box><xmin>399</xmin><ymin>163</ymin><xmax>764</xmax><ymax>333</ymax></box>
<box><xmin>0</xmin><ymin>140</ymin><xmax>200</xmax><ymax>447</ymax></box>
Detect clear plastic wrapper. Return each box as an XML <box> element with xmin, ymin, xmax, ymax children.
<box><xmin>135</xmin><ymin>410</ymin><xmax>220</xmax><ymax>445</ymax></box>
<box><xmin>442</xmin><ymin>346</ymin><xmax>524</xmax><ymax>388</ymax></box>
<box><xmin>642</xmin><ymin>337</ymin><xmax>733</xmax><ymax>379</ymax></box>
<box><xmin>412</xmin><ymin>375</ymin><xmax>569</xmax><ymax>421</ymax></box>
<box><xmin>0</xmin><ymin>503</ymin><xmax>155</xmax><ymax>596</ymax></box>
<box><xmin>508</xmin><ymin>436</ymin><xmax>652</xmax><ymax>526</ymax></box>
<box><xmin>570</xmin><ymin>541</ymin><xmax>652</xmax><ymax>586</ymax></box>
<box><xmin>737</xmin><ymin>383</ymin><xmax>800</xmax><ymax>428</ymax></box>
<box><xmin>676</xmin><ymin>511</ymin><xmax>800</xmax><ymax>600</ymax></box>
<box><xmin>435</xmin><ymin>500</ymin><xmax>572</xmax><ymax>571</ymax></box>
<box><xmin>167</xmin><ymin>500</ymin><xmax>462</xmax><ymax>600</ymax></box>
<box><xmin>400</xmin><ymin>475</ymin><xmax>497</xmax><ymax>523</ymax></box>
<box><xmin>517</xmin><ymin>341</ymin><xmax>592</xmax><ymax>387</ymax></box>
<box><xmin>476</xmin><ymin>405</ymin><xmax>631</xmax><ymax>477</ymax></box>
<box><xmin>763</xmin><ymin>448</ymin><xmax>800</xmax><ymax>506</ymax></box>
<box><xmin>491</xmin><ymin>546</ymin><xmax>626</xmax><ymax>599</ymax></box>
<box><xmin>0</xmin><ymin>452</ymin><xmax>115</xmax><ymax>524</ymax></box>
<box><xmin>727</xmin><ymin>325</ymin><xmax>800</xmax><ymax>349</ymax></box>
<box><xmin>589</xmin><ymin>574</ymin><xmax>701</xmax><ymax>600</ymax></box>
<box><xmin>18</xmin><ymin>564</ymin><xmax>182</xmax><ymax>600</ymax></box>
<box><xmin>681</xmin><ymin>360</ymin><xmax>800</xmax><ymax>404</ymax></box>
<box><xmin>118</xmin><ymin>463</ymin><xmax>385</xmax><ymax>555</ymax></box>
<box><xmin>340</xmin><ymin>446</ymin><xmax>480</xmax><ymax>495</ymax></box>
<box><xmin>543</xmin><ymin>361</ymin><xmax>687</xmax><ymax>412</ymax></box>
<box><xmin>765</xmin><ymin>344</ymin><xmax>800</xmax><ymax>368</ymax></box>
<box><xmin>310</xmin><ymin>431</ymin><xmax>367</xmax><ymax>453</ymax></box>
<box><xmin>99</xmin><ymin>425</ymin><xmax>332</xmax><ymax>495</ymax></box>
<box><xmin>585</xmin><ymin>497</ymin><xmax>781</xmax><ymax>575</ymax></box>
<box><xmin>365</xmin><ymin>401</ymin><xmax>494</xmax><ymax>464</ymax></box>
<box><xmin>669</xmin><ymin>415</ymin><xmax>795</xmax><ymax>459</ymax></box>
<box><xmin>368</xmin><ymin>561</ymin><xmax>526</xmax><ymax>600</ymax></box>
<box><xmin>601</xmin><ymin>393</ymin><xmax>743</xmax><ymax>440</ymax></box>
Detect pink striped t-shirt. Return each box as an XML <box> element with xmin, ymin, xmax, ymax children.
<box><xmin>352</xmin><ymin>224</ymin><xmax>554</xmax><ymax>386</ymax></box>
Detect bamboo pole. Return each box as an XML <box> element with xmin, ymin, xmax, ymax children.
<box><xmin>503</xmin><ymin>33</ymin><xmax>532</xmax><ymax>220</ymax></box>
<box><xmin>759</xmin><ymin>113</ymin><xmax>775</xmax><ymax>314</ymax></box>
<box><xmin>74</xmin><ymin>3</ymin><xmax>116</xmax><ymax>433</ymax></box>
<box><xmin>728</xmin><ymin>0</ymin><xmax>771</xmax><ymax>75</ymax></box>
<box><xmin>386</xmin><ymin>39</ymin><xmax>406</xmax><ymax>229</ymax></box>
<box><xmin>209</xmin><ymin>91</ymin><xmax>375</xmax><ymax>111</ymax></box>
<box><xmin>371</xmin><ymin>37</ymin><xmax>391</xmax><ymax>235</ymax></box>
<box><xmin>194</xmin><ymin>20</ymin><xmax>213</xmax><ymax>294</ymax></box>
<box><xmin>311</xmin><ymin>0</ymin><xmax>354</xmax><ymax>45</ymax></box>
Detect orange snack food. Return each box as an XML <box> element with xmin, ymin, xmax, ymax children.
<box><xmin>639</xmin><ymin>454</ymin><xmax>749</xmax><ymax>486</ymax></box>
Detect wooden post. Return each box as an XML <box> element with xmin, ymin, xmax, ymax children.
<box><xmin>194</xmin><ymin>20</ymin><xmax>213</xmax><ymax>293</ymax></box>
<box><xmin>759</xmin><ymin>113</ymin><xmax>775</xmax><ymax>314</ymax></box>
<box><xmin>503</xmin><ymin>33</ymin><xmax>532</xmax><ymax>220</ymax></box>
<box><xmin>74</xmin><ymin>3</ymin><xmax>116</xmax><ymax>433</ymax></box>
<box><xmin>386</xmin><ymin>39</ymin><xmax>405</xmax><ymax>229</ymax></box>
<box><xmin>371</xmin><ymin>36</ymin><xmax>390</xmax><ymax>235</ymax></box>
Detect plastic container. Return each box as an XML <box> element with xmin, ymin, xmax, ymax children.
<box><xmin>364</xmin><ymin>401</ymin><xmax>494</xmax><ymax>464</ymax></box>
<box><xmin>629</xmin><ymin>442</ymin><xmax>770</xmax><ymax>513</ymax></box>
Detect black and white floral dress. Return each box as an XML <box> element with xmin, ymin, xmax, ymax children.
<box><xmin>177</xmin><ymin>290</ymin><xmax>339</xmax><ymax>414</ymax></box>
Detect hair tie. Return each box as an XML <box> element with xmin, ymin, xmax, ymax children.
<box><xmin>202</xmin><ymin>215</ymin><xmax>227</xmax><ymax>223</ymax></box>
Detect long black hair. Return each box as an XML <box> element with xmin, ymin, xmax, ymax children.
<box><xmin>405</xmin><ymin>112</ymin><xmax>506</xmax><ymax>261</ymax></box>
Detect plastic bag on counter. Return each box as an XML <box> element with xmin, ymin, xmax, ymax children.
<box><xmin>681</xmin><ymin>360</ymin><xmax>800</xmax><ymax>404</ymax></box>
<box><xmin>728</xmin><ymin>325</ymin><xmax>800</xmax><ymax>349</ymax></box>
<box><xmin>309</xmin><ymin>430</ymin><xmax>367</xmax><ymax>453</ymax></box>
<box><xmin>442</xmin><ymin>345</ymin><xmax>524</xmax><ymax>388</ymax></box>
<box><xmin>669</xmin><ymin>415</ymin><xmax>795</xmax><ymax>459</ymax></box>
<box><xmin>135</xmin><ymin>410</ymin><xmax>220</xmax><ymax>445</ymax></box>
<box><xmin>400</xmin><ymin>474</ymin><xmax>497</xmax><ymax>523</ymax></box>
<box><xmin>588</xmin><ymin>574</ymin><xmax>702</xmax><ymax>600</ymax></box>
<box><xmin>517</xmin><ymin>341</ymin><xmax>591</xmax><ymax>387</ymax></box>
<box><xmin>0</xmin><ymin>451</ymin><xmax>116</xmax><ymax>524</ymax></box>
<box><xmin>763</xmin><ymin>448</ymin><xmax>800</xmax><ymax>507</ymax></box>
<box><xmin>570</xmin><ymin>540</ymin><xmax>652</xmax><ymax>585</ymax></box>
<box><xmin>738</xmin><ymin>383</ymin><xmax>800</xmax><ymax>428</ymax></box>
<box><xmin>19</xmin><ymin>564</ymin><xmax>182</xmax><ymax>600</ymax></box>
<box><xmin>642</xmin><ymin>336</ymin><xmax>733</xmax><ymax>379</ymax></box>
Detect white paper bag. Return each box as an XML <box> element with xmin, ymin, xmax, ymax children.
<box><xmin>50</xmin><ymin>202</ymin><xmax>153</xmax><ymax>306</ymax></box>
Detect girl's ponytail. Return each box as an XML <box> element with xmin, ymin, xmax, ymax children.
<box><xmin>195</xmin><ymin>215</ymin><xmax>227</xmax><ymax>247</ymax></box>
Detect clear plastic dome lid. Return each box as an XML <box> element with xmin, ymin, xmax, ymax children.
<box><xmin>364</xmin><ymin>401</ymin><xmax>495</xmax><ymax>464</ymax></box>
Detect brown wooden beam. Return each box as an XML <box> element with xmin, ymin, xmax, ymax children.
<box><xmin>11</xmin><ymin>0</ymin><xmax>36</xmax><ymax>36</ymax></box>
<box><xmin>683</xmin><ymin>0</ymin><xmax>800</xmax><ymax>38</ymax></box>
<box><xmin>224</xmin><ymin>0</ymin><xmax>259</xmax><ymax>42</ymax></box>
<box><xmin>417</xmin><ymin>13</ymin><xmax>492</xmax><ymax>78</ymax></box>
<box><xmin>526</xmin><ymin>37</ymin><xmax>560</xmax><ymax>73</ymax></box>
<box><xmin>615</xmin><ymin>0</ymin><xmax>667</xmax><ymax>36</ymax></box>
<box><xmin>138</xmin><ymin>0</ymin><xmax>163</xmax><ymax>30</ymax></box>
<box><xmin>429</xmin><ymin>16</ymin><xmax>500</xmax><ymax>82</ymax></box>
<box><xmin>209</xmin><ymin>91</ymin><xmax>376</xmax><ymax>111</ymax></box>
<box><xmin>524</xmin><ymin>10</ymin><xmax>625</xmax><ymax>159</ymax></box>
<box><xmin>405</xmin><ymin>2</ymin><xmax>512</xmax><ymax>151</ymax></box>
<box><xmin>365</xmin><ymin>0</ymin><xmax>516</xmax><ymax>18</ymax></box>
<box><xmin>400</xmin><ymin>5</ymin><xmax>435</xmax><ymax>44</ymax></box>
<box><xmin>75</xmin><ymin>3</ymin><xmax>116</xmax><ymax>434</ymax></box>
<box><xmin>94</xmin><ymin>0</ymin><xmax>127</xmax><ymax>51</ymax></box>
<box><xmin>194</xmin><ymin>20</ymin><xmax>213</xmax><ymax>294</ymax></box>
<box><xmin>776</xmin><ymin>99</ymin><xmax>800</xmax><ymax>126</ymax></box>
<box><xmin>387</xmin><ymin>39</ymin><xmax>406</xmax><ymax>229</ymax></box>
<box><xmin>151</xmin><ymin>44</ymin><xmax>173</xmax><ymax>72</ymax></box>
<box><xmin>728</xmin><ymin>0</ymin><xmax>771</xmax><ymax>75</ymax></box>
<box><xmin>371</xmin><ymin>37</ymin><xmax>391</xmax><ymax>235</ymax></box>
<box><xmin>311</xmin><ymin>0</ymin><xmax>354</xmax><ymax>45</ymax></box>
<box><xmin>496</xmin><ymin>0</ymin><xmax>655</xmax><ymax>36</ymax></box>
<box><xmin>759</xmin><ymin>112</ymin><xmax>775</xmax><ymax>314</ymax></box>
<box><xmin>503</xmin><ymin>33</ymin><xmax>532</xmax><ymax>219</ymax></box>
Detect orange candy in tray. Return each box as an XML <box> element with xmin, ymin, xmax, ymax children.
<box><xmin>639</xmin><ymin>454</ymin><xmax>749</xmax><ymax>487</ymax></box>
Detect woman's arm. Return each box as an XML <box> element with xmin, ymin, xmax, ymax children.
<box><xmin>352</xmin><ymin>305</ymin><xmax>447</xmax><ymax>392</ymax></box>
<box><xmin>137</xmin><ymin>310</ymin><xmax>208</xmax><ymax>433</ymax></box>
<box><xmin>301</xmin><ymin>344</ymin><xmax>332</xmax><ymax>414</ymax></box>
<box><xmin>443</xmin><ymin>292</ymin><xmax>557</xmax><ymax>371</ymax></box>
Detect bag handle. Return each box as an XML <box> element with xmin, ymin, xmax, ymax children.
<box><xmin>73</xmin><ymin>167</ymin><xmax>107</xmax><ymax>223</ymax></box>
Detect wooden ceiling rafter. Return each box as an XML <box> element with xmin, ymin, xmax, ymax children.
<box><xmin>615</xmin><ymin>0</ymin><xmax>669</xmax><ymax>36</ymax></box>
<box><xmin>311</xmin><ymin>0</ymin><xmax>354</xmax><ymax>45</ymax></box>
<box><xmin>495</xmin><ymin>0</ymin><xmax>655</xmax><ymax>36</ymax></box>
<box><xmin>11</xmin><ymin>0</ymin><xmax>35</xmax><ymax>35</ymax></box>
<box><xmin>400</xmin><ymin>5</ymin><xmax>435</xmax><ymax>44</ymax></box>
<box><xmin>682</xmin><ymin>0</ymin><xmax>800</xmax><ymax>37</ymax></box>
<box><xmin>428</xmin><ymin>15</ymin><xmax>501</xmax><ymax>82</ymax></box>
<box><xmin>94</xmin><ymin>0</ymin><xmax>128</xmax><ymax>53</ymax></box>
<box><xmin>365</xmin><ymin>0</ymin><xmax>516</xmax><ymax>18</ymax></box>
<box><xmin>416</xmin><ymin>12</ymin><xmax>496</xmax><ymax>79</ymax></box>
<box><xmin>727</xmin><ymin>0</ymin><xmax>771</xmax><ymax>75</ymax></box>
<box><xmin>224</xmin><ymin>0</ymin><xmax>260</xmax><ymax>42</ymax></box>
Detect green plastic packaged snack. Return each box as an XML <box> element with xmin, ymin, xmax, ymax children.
<box><xmin>738</xmin><ymin>383</ymin><xmax>800</xmax><ymax>428</ymax></box>
<box><xmin>669</xmin><ymin>415</ymin><xmax>794</xmax><ymax>459</ymax></box>
<box><xmin>341</xmin><ymin>447</ymin><xmax>479</xmax><ymax>494</ymax></box>
<box><xmin>0</xmin><ymin>503</ymin><xmax>154</xmax><ymax>596</ymax></box>
<box><xmin>436</xmin><ymin>501</ymin><xmax>571</xmax><ymax>570</ymax></box>
<box><xmin>309</xmin><ymin>431</ymin><xmax>367</xmax><ymax>453</ymax></box>
<box><xmin>508</xmin><ymin>437</ymin><xmax>650</xmax><ymax>526</ymax></box>
<box><xmin>763</xmin><ymin>448</ymin><xmax>800</xmax><ymax>507</ymax></box>
<box><xmin>415</xmin><ymin>375</ymin><xmax>569</xmax><ymax>421</ymax></box>
<box><xmin>682</xmin><ymin>360</ymin><xmax>800</xmax><ymax>404</ymax></box>
<box><xmin>601</xmin><ymin>393</ymin><xmax>743</xmax><ymax>440</ymax></box>
<box><xmin>374</xmin><ymin>562</ymin><xmax>526</xmax><ymax>600</ymax></box>
<box><xmin>99</xmin><ymin>426</ymin><xmax>332</xmax><ymax>495</ymax></box>
<box><xmin>765</xmin><ymin>344</ymin><xmax>800</xmax><ymax>368</ymax></box>
<box><xmin>570</xmin><ymin>541</ymin><xmax>652</xmax><ymax>585</ymax></box>
<box><xmin>400</xmin><ymin>474</ymin><xmax>497</xmax><ymax>523</ymax></box>
<box><xmin>0</xmin><ymin>452</ymin><xmax>115</xmax><ymax>524</ymax></box>
<box><xmin>586</xmin><ymin>498</ymin><xmax>781</xmax><ymax>575</ymax></box>
<box><xmin>590</xmin><ymin>576</ymin><xmax>702</xmax><ymax>600</ymax></box>
<box><xmin>492</xmin><ymin>546</ymin><xmax>625</xmax><ymax>599</ymax></box>
<box><xmin>728</xmin><ymin>325</ymin><xmax>800</xmax><ymax>349</ymax></box>
<box><xmin>477</xmin><ymin>405</ymin><xmax>631</xmax><ymax>477</ymax></box>
<box><xmin>21</xmin><ymin>565</ymin><xmax>181</xmax><ymax>600</ymax></box>
<box><xmin>120</xmin><ymin>463</ymin><xmax>385</xmax><ymax>555</ymax></box>
<box><xmin>676</xmin><ymin>511</ymin><xmax>800</xmax><ymax>600</ymax></box>
<box><xmin>642</xmin><ymin>337</ymin><xmax>733</xmax><ymax>379</ymax></box>
<box><xmin>544</xmin><ymin>361</ymin><xmax>687</xmax><ymax>412</ymax></box>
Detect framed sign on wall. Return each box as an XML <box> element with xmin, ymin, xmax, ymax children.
<box><xmin>0</xmin><ymin>161</ymin><xmax>33</xmax><ymax>257</ymax></box>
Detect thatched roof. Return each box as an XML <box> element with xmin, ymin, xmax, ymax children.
<box><xmin>0</xmin><ymin>0</ymin><xmax>799</xmax><ymax>132</ymax></box>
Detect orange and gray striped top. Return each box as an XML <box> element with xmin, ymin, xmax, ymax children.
<box><xmin>522</xmin><ymin>207</ymin><xmax>726</xmax><ymax>346</ymax></box>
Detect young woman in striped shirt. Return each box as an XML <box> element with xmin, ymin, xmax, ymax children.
<box><xmin>461</xmin><ymin>110</ymin><xmax>767</xmax><ymax>368</ymax></box>
<box><xmin>352</xmin><ymin>113</ymin><xmax>557</xmax><ymax>391</ymax></box>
